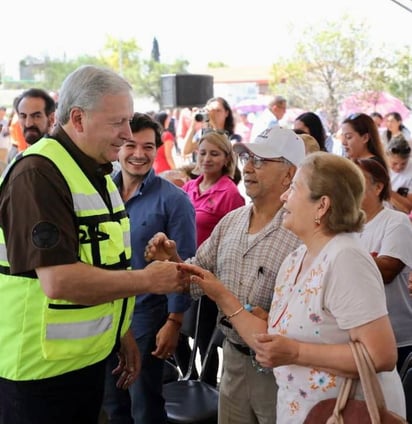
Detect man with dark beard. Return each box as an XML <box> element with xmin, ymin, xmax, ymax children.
<box><xmin>7</xmin><ymin>88</ymin><xmax>56</xmax><ymax>162</ymax></box>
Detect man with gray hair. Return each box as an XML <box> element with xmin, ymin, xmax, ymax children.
<box><xmin>0</xmin><ymin>65</ymin><xmax>186</xmax><ymax>424</ymax></box>
<box><xmin>250</xmin><ymin>95</ymin><xmax>287</xmax><ymax>141</ymax></box>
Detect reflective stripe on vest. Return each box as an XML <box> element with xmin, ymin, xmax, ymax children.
<box><xmin>47</xmin><ymin>315</ymin><xmax>113</xmax><ymax>340</ymax></box>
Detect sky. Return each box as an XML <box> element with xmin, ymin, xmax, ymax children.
<box><xmin>2</xmin><ymin>0</ymin><xmax>412</xmax><ymax>79</ymax></box>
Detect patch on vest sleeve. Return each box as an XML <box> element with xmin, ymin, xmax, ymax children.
<box><xmin>32</xmin><ymin>222</ymin><xmax>60</xmax><ymax>249</ymax></box>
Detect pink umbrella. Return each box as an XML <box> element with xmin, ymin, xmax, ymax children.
<box><xmin>340</xmin><ymin>91</ymin><xmax>410</xmax><ymax>120</ymax></box>
<box><xmin>233</xmin><ymin>98</ymin><xmax>268</xmax><ymax>114</ymax></box>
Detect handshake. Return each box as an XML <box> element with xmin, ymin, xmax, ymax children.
<box><xmin>144</xmin><ymin>232</ymin><xmax>229</xmax><ymax>303</ymax></box>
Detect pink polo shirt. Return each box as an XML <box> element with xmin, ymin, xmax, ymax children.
<box><xmin>183</xmin><ymin>175</ymin><xmax>245</xmax><ymax>247</ymax></box>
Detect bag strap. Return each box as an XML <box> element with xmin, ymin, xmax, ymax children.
<box><xmin>349</xmin><ymin>341</ymin><xmax>386</xmax><ymax>424</ymax></box>
<box><xmin>326</xmin><ymin>377</ymin><xmax>354</xmax><ymax>424</ymax></box>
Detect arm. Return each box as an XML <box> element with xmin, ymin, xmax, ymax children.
<box><xmin>370</xmin><ymin>211</ymin><xmax>412</xmax><ymax>283</ymax></box>
<box><xmin>152</xmin><ymin>312</ymin><xmax>184</xmax><ymax>359</ymax></box>
<box><xmin>2</xmin><ymin>162</ymin><xmax>183</xmax><ymax>303</ymax></box>
<box><xmin>36</xmin><ymin>260</ymin><xmax>185</xmax><ymax>305</ymax></box>
<box><xmin>390</xmin><ymin>190</ymin><xmax>412</xmax><ymax>214</ymax></box>
<box><xmin>373</xmin><ymin>255</ymin><xmax>405</xmax><ymax>283</ymax></box>
<box><xmin>182</xmin><ymin>125</ymin><xmax>198</xmax><ymax>156</ymax></box>
<box><xmin>253</xmin><ymin>315</ymin><xmax>396</xmax><ymax>378</ymax></box>
<box><xmin>182</xmin><ymin>264</ymin><xmax>397</xmax><ymax>378</ymax></box>
<box><xmin>164</xmin><ymin>141</ymin><xmax>176</xmax><ymax>169</ymax></box>
<box><xmin>179</xmin><ymin>263</ymin><xmax>268</xmax><ymax>341</ymax></box>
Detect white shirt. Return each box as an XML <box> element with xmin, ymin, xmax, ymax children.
<box><xmin>359</xmin><ymin>207</ymin><xmax>412</xmax><ymax>347</ymax></box>
<box><xmin>250</xmin><ymin>108</ymin><xmax>279</xmax><ymax>142</ymax></box>
<box><xmin>390</xmin><ymin>160</ymin><xmax>412</xmax><ymax>193</ymax></box>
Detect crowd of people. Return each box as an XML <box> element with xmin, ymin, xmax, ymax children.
<box><xmin>0</xmin><ymin>68</ymin><xmax>411</xmax><ymax>424</ymax></box>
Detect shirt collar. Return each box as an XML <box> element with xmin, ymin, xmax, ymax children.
<box><xmin>113</xmin><ymin>167</ymin><xmax>156</xmax><ymax>195</ymax></box>
<box><xmin>51</xmin><ymin>124</ymin><xmax>113</xmax><ymax>177</ymax></box>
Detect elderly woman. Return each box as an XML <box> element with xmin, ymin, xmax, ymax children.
<box><xmin>356</xmin><ymin>157</ymin><xmax>412</xmax><ymax>372</ymax></box>
<box><xmin>385</xmin><ymin>134</ymin><xmax>412</xmax><ymax>214</ymax></box>
<box><xmin>180</xmin><ymin>152</ymin><xmax>406</xmax><ymax>422</ymax></box>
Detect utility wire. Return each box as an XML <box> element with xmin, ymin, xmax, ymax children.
<box><xmin>389</xmin><ymin>0</ymin><xmax>412</xmax><ymax>13</ymax></box>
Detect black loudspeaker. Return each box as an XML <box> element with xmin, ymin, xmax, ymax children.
<box><xmin>161</xmin><ymin>74</ymin><xmax>214</xmax><ymax>108</ymax></box>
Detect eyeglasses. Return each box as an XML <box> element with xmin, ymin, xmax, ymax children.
<box><xmin>389</xmin><ymin>146</ymin><xmax>411</xmax><ymax>155</ymax></box>
<box><xmin>238</xmin><ymin>152</ymin><xmax>287</xmax><ymax>169</ymax></box>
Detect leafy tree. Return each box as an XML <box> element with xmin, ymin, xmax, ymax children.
<box><xmin>270</xmin><ymin>17</ymin><xmax>377</xmax><ymax>132</ymax></box>
<box><xmin>98</xmin><ymin>35</ymin><xmax>189</xmax><ymax>107</ymax></box>
<box><xmin>41</xmin><ymin>55</ymin><xmax>106</xmax><ymax>90</ymax></box>
<box><xmin>386</xmin><ymin>46</ymin><xmax>412</xmax><ymax>106</ymax></box>
<box><xmin>100</xmin><ymin>36</ymin><xmax>142</xmax><ymax>87</ymax></box>
<box><xmin>135</xmin><ymin>58</ymin><xmax>189</xmax><ymax>107</ymax></box>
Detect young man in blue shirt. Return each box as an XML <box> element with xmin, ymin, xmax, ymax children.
<box><xmin>103</xmin><ymin>112</ymin><xmax>196</xmax><ymax>424</ymax></box>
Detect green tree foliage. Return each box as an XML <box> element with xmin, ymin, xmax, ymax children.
<box><xmin>387</xmin><ymin>47</ymin><xmax>412</xmax><ymax>105</ymax></box>
<box><xmin>5</xmin><ymin>35</ymin><xmax>188</xmax><ymax>108</ymax></box>
<box><xmin>100</xmin><ymin>36</ymin><xmax>142</xmax><ymax>86</ymax></box>
<box><xmin>42</xmin><ymin>55</ymin><xmax>106</xmax><ymax>91</ymax></box>
<box><xmin>134</xmin><ymin>58</ymin><xmax>189</xmax><ymax>106</ymax></box>
<box><xmin>270</xmin><ymin>17</ymin><xmax>379</xmax><ymax>132</ymax></box>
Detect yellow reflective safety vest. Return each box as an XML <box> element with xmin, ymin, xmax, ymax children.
<box><xmin>0</xmin><ymin>138</ymin><xmax>135</xmax><ymax>380</ymax></box>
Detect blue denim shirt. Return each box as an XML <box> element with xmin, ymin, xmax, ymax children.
<box><xmin>113</xmin><ymin>168</ymin><xmax>196</xmax><ymax>338</ymax></box>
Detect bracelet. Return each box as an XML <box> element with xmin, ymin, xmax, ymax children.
<box><xmin>167</xmin><ymin>317</ymin><xmax>182</xmax><ymax>329</ymax></box>
<box><xmin>226</xmin><ymin>306</ymin><xmax>245</xmax><ymax>320</ymax></box>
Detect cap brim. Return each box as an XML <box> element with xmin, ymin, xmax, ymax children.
<box><xmin>233</xmin><ymin>142</ymin><xmax>282</xmax><ymax>159</ymax></box>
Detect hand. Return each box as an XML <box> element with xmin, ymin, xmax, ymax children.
<box><xmin>112</xmin><ymin>329</ymin><xmax>141</xmax><ymax>390</ymax></box>
<box><xmin>250</xmin><ymin>306</ymin><xmax>269</xmax><ymax>321</ymax></box>
<box><xmin>145</xmin><ymin>261</ymin><xmax>188</xmax><ymax>294</ymax></box>
<box><xmin>178</xmin><ymin>263</ymin><xmax>227</xmax><ymax>303</ymax></box>
<box><xmin>253</xmin><ymin>333</ymin><xmax>299</xmax><ymax>368</ymax></box>
<box><xmin>206</xmin><ymin>108</ymin><xmax>218</xmax><ymax>130</ymax></box>
<box><xmin>144</xmin><ymin>232</ymin><xmax>178</xmax><ymax>262</ymax></box>
<box><xmin>152</xmin><ymin>320</ymin><xmax>180</xmax><ymax>360</ymax></box>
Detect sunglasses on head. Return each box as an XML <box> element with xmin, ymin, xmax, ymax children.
<box><xmin>346</xmin><ymin>113</ymin><xmax>363</xmax><ymax>121</ymax></box>
<box><xmin>202</xmin><ymin>128</ymin><xmax>229</xmax><ymax>137</ymax></box>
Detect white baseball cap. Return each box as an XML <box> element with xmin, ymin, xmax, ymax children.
<box><xmin>233</xmin><ymin>126</ymin><xmax>306</xmax><ymax>167</ymax></box>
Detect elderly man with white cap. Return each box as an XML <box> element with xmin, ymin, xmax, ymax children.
<box><xmin>144</xmin><ymin>126</ymin><xmax>305</xmax><ymax>424</ymax></box>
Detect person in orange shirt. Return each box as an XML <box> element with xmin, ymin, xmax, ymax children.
<box><xmin>8</xmin><ymin>113</ymin><xmax>28</xmax><ymax>155</ymax></box>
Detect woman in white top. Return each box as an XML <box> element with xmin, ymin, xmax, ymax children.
<box><xmin>181</xmin><ymin>152</ymin><xmax>406</xmax><ymax>422</ymax></box>
<box><xmin>356</xmin><ymin>157</ymin><xmax>412</xmax><ymax>372</ymax></box>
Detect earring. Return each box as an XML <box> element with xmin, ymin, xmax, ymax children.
<box><xmin>314</xmin><ymin>217</ymin><xmax>321</xmax><ymax>225</ymax></box>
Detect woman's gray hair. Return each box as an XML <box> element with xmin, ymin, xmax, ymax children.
<box><xmin>56</xmin><ymin>65</ymin><xmax>132</xmax><ymax>124</ymax></box>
